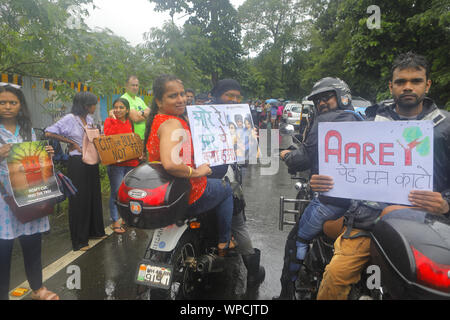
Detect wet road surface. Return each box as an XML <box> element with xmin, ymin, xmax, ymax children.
<box><xmin>8</xmin><ymin>134</ymin><xmax>299</xmax><ymax>300</ymax></box>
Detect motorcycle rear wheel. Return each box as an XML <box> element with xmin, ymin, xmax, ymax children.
<box><xmin>149</xmin><ymin>231</ymin><xmax>202</xmax><ymax>300</ymax></box>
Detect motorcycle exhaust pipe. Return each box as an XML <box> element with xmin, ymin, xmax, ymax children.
<box><xmin>197</xmin><ymin>254</ymin><xmax>225</xmax><ymax>274</ymax></box>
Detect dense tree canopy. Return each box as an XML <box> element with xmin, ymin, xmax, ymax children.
<box><xmin>0</xmin><ymin>0</ymin><xmax>154</xmax><ymax>102</ymax></box>
<box><xmin>0</xmin><ymin>0</ymin><xmax>448</xmax><ymax>108</ymax></box>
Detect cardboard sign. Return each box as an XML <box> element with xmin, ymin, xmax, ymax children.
<box><xmin>186</xmin><ymin>104</ymin><xmax>258</xmax><ymax>167</ymax></box>
<box><xmin>94</xmin><ymin>133</ymin><xmax>143</xmax><ymax>165</ymax></box>
<box><xmin>6</xmin><ymin>141</ymin><xmax>63</xmax><ymax>207</ymax></box>
<box><xmin>318</xmin><ymin>121</ymin><xmax>434</xmax><ymax>205</ymax></box>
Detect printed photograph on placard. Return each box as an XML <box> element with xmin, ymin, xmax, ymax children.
<box><xmin>224</xmin><ymin>104</ymin><xmax>259</xmax><ymax>164</ymax></box>
<box><xmin>187</xmin><ymin>104</ymin><xmax>236</xmax><ymax>167</ymax></box>
<box><xmin>186</xmin><ymin>104</ymin><xmax>259</xmax><ymax>167</ymax></box>
<box><xmin>6</xmin><ymin>141</ymin><xmax>62</xmax><ymax>207</ymax></box>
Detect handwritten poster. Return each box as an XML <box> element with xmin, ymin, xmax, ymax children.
<box><xmin>318</xmin><ymin>121</ymin><xmax>434</xmax><ymax>205</ymax></box>
<box><xmin>94</xmin><ymin>133</ymin><xmax>143</xmax><ymax>165</ymax></box>
<box><xmin>6</xmin><ymin>141</ymin><xmax>63</xmax><ymax>207</ymax></box>
<box><xmin>186</xmin><ymin>104</ymin><xmax>258</xmax><ymax>167</ymax></box>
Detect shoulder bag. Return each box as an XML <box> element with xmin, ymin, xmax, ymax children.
<box><xmin>78</xmin><ymin>117</ymin><xmax>100</xmax><ymax>165</ymax></box>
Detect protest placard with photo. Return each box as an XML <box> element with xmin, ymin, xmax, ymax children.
<box><xmin>318</xmin><ymin>121</ymin><xmax>433</xmax><ymax>205</ymax></box>
<box><xmin>186</xmin><ymin>104</ymin><xmax>258</xmax><ymax>167</ymax></box>
<box><xmin>6</xmin><ymin>141</ymin><xmax>63</xmax><ymax>207</ymax></box>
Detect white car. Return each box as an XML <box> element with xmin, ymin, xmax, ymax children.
<box><xmin>283</xmin><ymin>103</ymin><xmax>311</xmax><ymax>128</ymax></box>
<box><xmin>282</xmin><ymin>102</ymin><xmax>299</xmax><ymax>122</ymax></box>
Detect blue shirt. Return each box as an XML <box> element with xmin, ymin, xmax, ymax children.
<box><xmin>45</xmin><ymin>113</ymin><xmax>95</xmax><ymax>156</ymax></box>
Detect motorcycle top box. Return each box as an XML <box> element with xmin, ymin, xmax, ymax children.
<box><xmin>116</xmin><ymin>162</ymin><xmax>191</xmax><ymax>229</ymax></box>
<box><xmin>370</xmin><ymin>214</ymin><xmax>450</xmax><ymax>299</ymax></box>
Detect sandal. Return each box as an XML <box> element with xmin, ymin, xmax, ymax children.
<box><xmin>31</xmin><ymin>287</ymin><xmax>60</xmax><ymax>300</ymax></box>
<box><xmin>218</xmin><ymin>239</ymin><xmax>238</xmax><ymax>257</ymax></box>
<box><xmin>112</xmin><ymin>225</ymin><xmax>126</xmax><ymax>234</ymax></box>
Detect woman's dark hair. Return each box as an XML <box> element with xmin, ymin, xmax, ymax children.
<box><xmin>244</xmin><ymin>116</ymin><xmax>253</xmax><ymax>128</ymax></box>
<box><xmin>143</xmin><ymin>74</ymin><xmax>182</xmax><ymax>152</ymax></box>
<box><xmin>112</xmin><ymin>98</ymin><xmax>131</xmax><ymax>120</ymax></box>
<box><xmin>71</xmin><ymin>91</ymin><xmax>98</xmax><ymax>116</ymax></box>
<box><xmin>0</xmin><ymin>85</ymin><xmax>33</xmax><ymax>141</ymax></box>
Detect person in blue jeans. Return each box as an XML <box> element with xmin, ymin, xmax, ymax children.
<box><xmin>104</xmin><ymin>98</ymin><xmax>140</xmax><ymax>233</ymax></box>
<box><xmin>294</xmin><ymin>197</ymin><xmax>348</xmax><ymax>260</ymax></box>
<box><xmin>144</xmin><ymin>74</ymin><xmax>236</xmax><ymax>256</ymax></box>
<box><xmin>275</xmin><ymin>77</ymin><xmax>363</xmax><ymax>299</ymax></box>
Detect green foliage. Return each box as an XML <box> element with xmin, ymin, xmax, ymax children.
<box><xmin>0</xmin><ymin>0</ymin><xmax>155</xmax><ymax>102</ymax></box>
<box><xmin>237</xmin><ymin>0</ymin><xmax>450</xmax><ymax>106</ymax></box>
<box><xmin>1</xmin><ymin>0</ymin><xmax>448</xmax><ymax>108</ymax></box>
<box><xmin>148</xmin><ymin>0</ymin><xmax>243</xmax><ymax>87</ymax></box>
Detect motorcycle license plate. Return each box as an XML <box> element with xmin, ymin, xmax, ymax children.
<box><xmin>295</xmin><ymin>120</ymin><xmax>301</xmax><ymax>124</ymax></box>
<box><xmin>135</xmin><ymin>259</ymin><xmax>173</xmax><ymax>289</ymax></box>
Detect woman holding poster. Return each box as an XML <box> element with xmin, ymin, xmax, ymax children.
<box><xmin>143</xmin><ymin>74</ymin><xmax>236</xmax><ymax>256</ymax></box>
<box><xmin>0</xmin><ymin>84</ymin><xmax>59</xmax><ymax>300</ymax></box>
<box><xmin>104</xmin><ymin>98</ymin><xmax>140</xmax><ymax>234</ymax></box>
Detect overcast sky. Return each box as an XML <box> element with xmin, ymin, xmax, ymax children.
<box><xmin>84</xmin><ymin>0</ymin><xmax>246</xmax><ymax>47</ymax></box>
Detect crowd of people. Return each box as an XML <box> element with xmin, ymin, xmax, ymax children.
<box><xmin>0</xmin><ymin>51</ymin><xmax>448</xmax><ymax>300</ymax></box>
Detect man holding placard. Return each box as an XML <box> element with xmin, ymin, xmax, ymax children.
<box><xmin>274</xmin><ymin>77</ymin><xmax>364</xmax><ymax>300</ymax></box>
<box><xmin>316</xmin><ymin>52</ymin><xmax>450</xmax><ymax>300</ymax></box>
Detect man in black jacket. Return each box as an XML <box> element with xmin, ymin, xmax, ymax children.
<box><xmin>274</xmin><ymin>77</ymin><xmax>364</xmax><ymax>299</ymax></box>
<box><xmin>314</xmin><ymin>52</ymin><xmax>450</xmax><ymax>299</ymax></box>
<box><xmin>207</xmin><ymin>79</ymin><xmax>266</xmax><ymax>296</ymax></box>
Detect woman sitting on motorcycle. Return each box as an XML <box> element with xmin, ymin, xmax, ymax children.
<box><xmin>143</xmin><ymin>74</ymin><xmax>236</xmax><ymax>256</ymax></box>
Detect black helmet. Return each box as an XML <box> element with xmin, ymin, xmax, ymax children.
<box><xmin>307</xmin><ymin>77</ymin><xmax>352</xmax><ymax>109</ymax></box>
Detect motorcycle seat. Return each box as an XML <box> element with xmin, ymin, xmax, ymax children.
<box><xmin>323</xmin><ymin>217</ymin><xmax>345</xmax><ymax>240</ymax></box>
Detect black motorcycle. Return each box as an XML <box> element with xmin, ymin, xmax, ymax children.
<box><xmin>116</xmin><ymin>162</ymin><xmax>247</xmax><ymax>300</ymax></box>
<box><xmin>279</xmin><ymin>125</ymin><xmax>450</xmax><ymax>300</ymax></box>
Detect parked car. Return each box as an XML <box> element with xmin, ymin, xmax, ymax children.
<box><xmin>283</xmin><ymin>102</ymin><xmax>312</xmax><ymax>129</ymax></box>
<box><xmin>282</xmin><ymin>102</ymin><xmax>299</xmax><ymax>122</ymax></box>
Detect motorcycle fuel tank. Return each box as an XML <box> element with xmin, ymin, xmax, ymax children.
<box><xmin>116</xmin><ymin>162</ymin><xmax>191</xmax><ymax>229</ymax></box>
<box><xmin>370</xmin><ymin>214</ymin><xmax>450</xmax><ymax>299</ymax></box>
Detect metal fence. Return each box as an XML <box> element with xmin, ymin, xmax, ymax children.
<box><xmin>1</xmin><ymin>73</ymin><xmax>151</xmax><ymax>131</ymax></box>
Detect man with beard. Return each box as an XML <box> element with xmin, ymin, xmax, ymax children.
<box><xmin>314</xmin><ymin>52</ymin><xmax>450</xmax><ymax>299</ymax></box>
<box><xmin>273</xmin><ymin>77</ymin><xmax>364</xmax><ymax>300</ymax></box>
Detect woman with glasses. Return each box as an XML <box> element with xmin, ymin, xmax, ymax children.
<box><xmin>0</xmin><ymin>83</ymin><xmax>59</xmax><ymax>300</ymax></box>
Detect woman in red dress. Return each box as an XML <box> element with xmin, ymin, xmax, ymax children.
<box><xmin>144</xmin><ymin>74</ymin><xmax>236</xmax><ymax>256</ymax></box>
<box><xmin>104</xmin><ymin>98</ymin><xmax>140</xmax><ymax>234</ymax></box>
